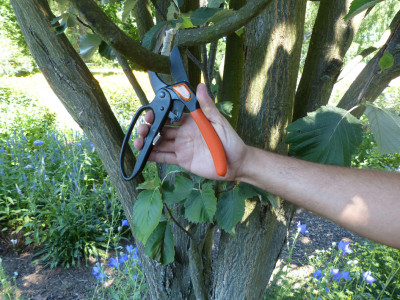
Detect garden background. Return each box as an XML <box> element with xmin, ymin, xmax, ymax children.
<box><xmin>1</xmin><ymin>0</ymin><xmax>400</xmax><ymax>299</ymax></box>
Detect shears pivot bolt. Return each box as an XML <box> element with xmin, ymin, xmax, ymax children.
<box><xmin>152</xmin><ymin>132</ymin><xmax>161</xmax><ymax>146</ymax></box>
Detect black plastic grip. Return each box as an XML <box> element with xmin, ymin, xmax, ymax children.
<box><xmin>120</xmin><ymin>91</ymin><xmax>172</xmax><ymax>181</ymax></box>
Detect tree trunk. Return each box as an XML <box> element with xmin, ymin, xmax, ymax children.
<box><xmin>12</xmin><ymin>0</ymin><xmax>309</xmax><ymax>299</ymax></box>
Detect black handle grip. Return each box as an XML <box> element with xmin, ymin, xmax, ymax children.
<box><xmin>120</xmin><ymin>91</ymin><xmax>172</xmax><ymax>181</ymax></box>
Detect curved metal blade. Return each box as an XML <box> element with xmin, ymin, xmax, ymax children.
<box><xmin>148</xmin><ymin>71</ymin><xmax>168</xmax><ymax>93</ymax></box>
<box><xmin>170</xmin><ymin>46</ymin><xmax>189</xmax><ymax>83</ymax></box>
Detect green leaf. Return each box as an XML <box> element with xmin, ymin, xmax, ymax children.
<box><xmin>167</xmin><ymin>2</ymin><xmax>180</xmax><ymax>21</ymax></box>
<box><xmin>285</xmin><ymin>106</ymin><xmax>363</xmax><ymax>166</ymax></box>
<box><xmin>138</xmin><ymin>176</ymin><xmax>161</xmax><ymax>190</ymax></box>
<box><xmin>79</xmin><ymin>33</ymin><xmax>102</xmax><ymax>60</ymax></box>
<box><xmin>364</xmin><ymin>103</ymin><xmax>400</xmax><ymax>154</ymax></box>
<box><xmin>163</xmin><ymin>175</ymin><xmax>194</xmax><ymax>205</ymax></box>
<box><xmin>122</xmin><ymin>0</ymin><xmax>138</xmax><ymax>22</ymax></box>
<box><xmin>144</xmin><ymin>221</ymin><xmax>175</xmax><ymax>264</ymax></box>
<box><xmin>379</xmin><ymin>52</ymin><xmax>394</xmax><ymax>71</ymax></box>
<box><xmin>238</xmin><ymin>183</ymin><xmax>277</xmax><ymax>209</ymax></box>
<box><xmin>216</xmin><ymin>187</ymin><xmax>245</xmax><ymax>235</ymax></box>
<box><xmin>132</xmin><ymin>189</ymin><xmax>163</xmax><ymax>245</ymax></box>
<box><xmin>344</xmin><ymin>0</ymin><xmax>383</xmax><ymax>20</ymax></box>
<box><xmin>207</xmin><ymin>0</ymin><xmax>224</xmax><ymax>8</ymax></box>
<box><xmin>191</xmin><ymin>7</ymin><xmax>222</xmax><ymax>26</ymax></box>
<box><xmin>142</xmin><ymin>21</ymin><xmax>168</xmax><ymax>50</ymax></box>
<box><xmin>99</xmin><ymin>41</ymin><xmax>115</xmax><ymax>60</ymax></box>
<box><xmin>216</xmin><ymin>101</ymin><xmax>233</xmax><ymax>118</ymax></box>
<box><xmin>184</xmin><ymin>182</ymin><xmax>216</xmax><ymax>223</ymax></box>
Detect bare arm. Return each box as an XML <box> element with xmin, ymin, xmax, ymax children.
<box><xmin>135</xmin><ymin>83</ymin><xmax>400</xmax><ymax>249</ymax></box>
<box><xmin>237</xmin><ymin>147</ymin><xmax>400</xmax><ymax>249</ymax></box>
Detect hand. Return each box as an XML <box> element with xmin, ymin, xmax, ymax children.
<box><xmin>134</xmin><ymin>83</ymin><xmax>247</xmax><ymax>181</ymax></box>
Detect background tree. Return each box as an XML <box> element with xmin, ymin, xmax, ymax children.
<box><xmin>9</xmin><ymin>0</ymin><xmax>400</xmax><ymax>298</ymax></box>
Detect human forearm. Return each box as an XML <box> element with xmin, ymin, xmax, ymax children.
<box><xmin>237</xmin><ymin>146</ymin><xmax>400</xmax><ymax>249</ymax></box>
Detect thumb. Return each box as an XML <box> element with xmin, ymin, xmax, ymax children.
<box><xmin>196</xmin><ymin>83</ymin><xmax>222</xmax><ymax>122</ymax></box>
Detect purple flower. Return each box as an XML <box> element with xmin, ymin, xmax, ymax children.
<box><xmin>92</xmin><ymin>264</ymin><xmax>106</xmax><ymax>283</ymax></box>
<box><xmin>107</xmin><ymin>257</ymin><xmax>119</xmax><ymax>268</ymax></box>
<box><xmin>313</xmin><ymin>270</ymin><xmax>324</xmax><ymax>280</ymax></box>
<box><xmin>121</xmin><ymin>219</ymin><xmax>129</xmax><ymax>227</ymax></box>
<box><xmin>33</xmin><ymin>140</ymin><xmax>44</xmax><ymax>146</ymax></box>
<box><xmin>330</xmin><ymin>268</ymin><xmax>341</xmax><ymax>282</ymax></box>
<box><xmin>338</xmin><ymin>240</ymin><xmax>353</xmax><ymax>256</ymax></box>
<box><xmin>340</xmin><ymin>271</ymin><xmax>352</xmax><ymax>280</ymax></box>
<box><xmin>297</xmin><ymin>221</ymin><xmax>308</xmax><ymax>233</ymax></box>
<box><xmin>363</xmin><ymin>271</ymin><xmax>376</xmax><ymax>285</ymax></box>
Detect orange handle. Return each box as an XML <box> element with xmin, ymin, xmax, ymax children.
<box><xmin>190</xmin><ymin>108</ymin><xmax>227</xmax><ymax>177</ymax></box>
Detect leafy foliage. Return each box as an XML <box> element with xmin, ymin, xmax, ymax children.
<box><xmin>364</xmin><ymin>102</ymin><xmax>400</xmax><ymax>155</ymax></box>
<box><xmin>344</xmin><ymin>0</ymin><xmax>384</xmax><ymax>20</ymax></box>
<box><xmin>144</xmin><ymin>221</ymin><xmax>175</xmax><ymax>265</ymax></box>
<box><xmin>379</xmin><ymin>52</ymin><xmax>395</xmax><ymax>71</ymax></box>
<box><xmin>286</xmin><ymin>106</ymin><xmax>363</xmax><ymax>167</ymax></box>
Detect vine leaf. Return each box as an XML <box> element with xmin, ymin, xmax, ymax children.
<box><xmin>163</xmin><ymin>175</ymin><xmax>194</xmax><ymax>205</ymax></box>
<box><xmin>285</xmin><ymin>106</ymin><xmax>363</xmax><ymax>166</ymax></box>
<box><xmin>184</xmin><ymin>182</ymin><xmax>216</xmax><ymax>223</ymax></box>
<box><xmin>344</xmin><ymin>0</ymin><xmax>383</xmax><ymax>21</ymax></box>
<box><xmin>144</xmin><ymin>221</ymin><xmax>175</xmax><ymax>265</ymax></box>
<box><xmin>216</xmin><ymin>187</ymin><xmax>245</xmax><ymax>235</ymax></box>
<box><xmin>132</xmin><ymin>189</ymin><xmax>163</xmax><ymax>245</ymax></box>
<box><xmin>79</xmin><ymin>33</ymin><xmax>102</xmax><ymax>60</ymax></box>
<box><xmin>364</xmin><ymin>103</ymin><xmax>400</xmax><ymax>154</ymax></box>
<box><xmin>379</xmin><ymin>52</ymin><xmax>394</xmax><ymax>71</ymax></box>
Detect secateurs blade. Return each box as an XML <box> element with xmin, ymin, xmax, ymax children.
<box><xmin>120</xmin><ymin>46</ymin><xmax>227</xmax><ymax>181</ymax></box>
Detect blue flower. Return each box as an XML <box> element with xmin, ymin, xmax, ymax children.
<box><xmin>338</xmin><ymin>240</ymin><xmax>352</xmax><ymax>256</ymax></box>
<box><xmin>121</xmin><ymin>219</ymin><xmax>129</xmax><ymax>227</ymax></box>
<box><xmin>119</xmin><ymin>254</ymin><xmax>129</xmax><ymax>265</ymax></box>
<box><xmin>33</xmin><ymin>140</ymin><xmax>44</xmax><ymax>146</ymax></box>
<box><xmin>330</xmin><ymin>268</ymin><xmax>341</xmax><ymax>282</ymax></box>
<box><xmin>132</xmin><ymin>273</ymin><xmax>137</xmax><ymax>280</ymax></box>
<box><xmin>126</xmin><ymin>244</ymin><xmax>135</xmax><ymax>253</ymax></box>
<box><xmin>340</xmin><ymin>271</ymin><xmax>351</xmax><ymax>280</ymax></box>
<box><xmin>297</xmin><ymin>221</ymin><xmax>308</xmax><ymax>233</ymax></box>
<box><xmin>313</xmin><ymin>270</ymin><xmax>323</xmax><ymax>280</ymax></box>
<box><xmin>92</xmin><ymin>264</ymin><xmax>106</xmax><ymax>283</ymax></box>
<box><xmin>363</xmin><ymin>271</ymin><xmax>376</xmax><ymax>285</ymax></box>
<box><xmin>107</xmin><ymin>257</ymin><xmax>119</xmax><ymax>269</ymax></box>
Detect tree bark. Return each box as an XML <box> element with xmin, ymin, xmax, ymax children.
<box><xmin>213</xmin><ymin>1</ymin><xmax>307</xmax><ymax>299</ymax></box>
<box><xmin>10</xmin><ymin>0</ymin><xmax>141</xmax><ymax>253</ymax></box>
<box><xmin>293</xmin><ymin>0</ymin><xmax>365</xmax><ymax>121</ymax></box>
<box><xmin>337</xmin><ymin>10</ymin><xmax>400</xmax><ymax>117</ymax></box>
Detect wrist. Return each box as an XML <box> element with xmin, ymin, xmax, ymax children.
<box><xmin>235</xmin><ymin>145</ymin><xmax>256</xmax><ymax>183</ymax></box>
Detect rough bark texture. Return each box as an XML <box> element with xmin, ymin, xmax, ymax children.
<box><xmin>293</xmin><ymin>0</ymin><xmax>364</xmax><ymax>121</ymax></box>
<box><xmin>221</xmin><ymin>1</ymin><xmax>307</xmax><ymax>299</ymax></box>
<box><xmin>10</xmin><ymin>0</ymin><xmax>141</xmax><ymax>230</ymax></box>
<box><xmin>337</xmin><ymin>11</ymin><xmax>400</xmax><ymax>117</ymax></box>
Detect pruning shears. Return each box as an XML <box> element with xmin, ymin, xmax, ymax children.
<box><xmin>120</xmin><ymin>46</ymin><xmax>227</xmax><ymax>181</ymax></box>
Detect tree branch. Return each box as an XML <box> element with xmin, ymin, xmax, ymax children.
<box><xmin>293</xmin><ymin>0</ymin><xmax>366</xmax><ymax>121</ymax></box>
<box><xmin>69</xmin><ymin>0</ymin><xmax>170</xmax><ymax>73</ymax></box>
<box><xmin>337</xmin><ymin>10</ymin><xmax>400</xmax><ymax>117</ymax></box>
<box><xmin>114</xmin><ymin>50</ymin><xmax>149</xmax><ymax>106</ymax></box>
<box><xmin>174</xmin><ymin>0</ymin><xmax>273</xmax><ymax>46</ymax></box>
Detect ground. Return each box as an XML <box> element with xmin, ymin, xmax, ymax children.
<box><xmin>0</xmin><ymin>209</ymin><xmax>364</xmax><ymax>299</ymax></box>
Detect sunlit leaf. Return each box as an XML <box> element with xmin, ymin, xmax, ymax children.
<box><xmin>216</xmin><ymin>101</ymin><xmax>233</xmax><ymax>118</ymax></box>
<box><xmin>364</xmin><ymin>103</ymin><xmax>400</xmax><ymax>154</ymax></box>
<box><xmin>285</xmin><ymin>106</ymin><xmax>363</xmax><ymax>166</ymax></box>
<box><xmin>344</xmin><ymin>0</ymin><xmax>383</xmax><ymax>20</ymax></box>
<box><xmin>378</xmin><ymin>52</ymin><xmax>394</xmax><ymax>71</ymax></box>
